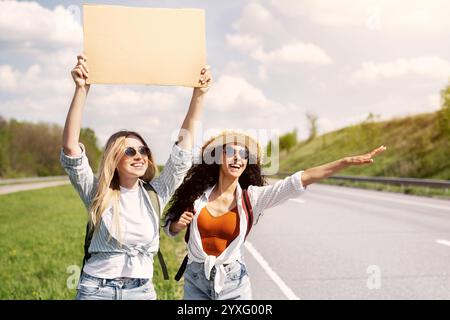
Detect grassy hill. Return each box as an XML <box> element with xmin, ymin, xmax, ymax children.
<box><xmin>277</xmin><ymin>111</ymin><xmax>450</xmax><ymax>180</ymax></box>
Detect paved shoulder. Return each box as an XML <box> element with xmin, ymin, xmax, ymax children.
<box><xmin>0</xmin><ymin>180</ymin><xmax>70</xmax><ymax>195</ymax></box>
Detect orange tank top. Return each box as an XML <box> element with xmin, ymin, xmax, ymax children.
<box><xmin>197</xmin><ymin>206</ymin><xmax>240</xmax><ymax>257</ymax></box>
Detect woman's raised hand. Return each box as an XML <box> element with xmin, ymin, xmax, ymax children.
<box><xmin>71</xmin><ymin>54</ymin><xmax>90</xmax><ymax>89</ymax></box>
<box><xmin>344</xmin><ymin>145</ymin><xmax>387</xmax><ymax>165</ymax></box>
<box><xmin>195</xmin><ymin>65</ymin><xmax>212</xmax><ymax>94</ymax></box>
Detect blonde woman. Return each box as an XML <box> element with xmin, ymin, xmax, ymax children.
<box><xmin>164</xmin><ymin>131</ymin><xmax>386</xmax><ymax>300</ymax></box>
<box><xmin>61</xmin><ymin>53</ymin><xmax>212</xmax><ymax>300</ymax></box>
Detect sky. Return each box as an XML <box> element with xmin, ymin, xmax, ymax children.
<box><xmin>0</xmin><ymin>0</ymin><xmax>449</xmax><ymax>164</ymax></box>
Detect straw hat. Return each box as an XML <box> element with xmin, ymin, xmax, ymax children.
<box><xmin>201</xmin><ymin>130</ymin><xmax>263</xmax><ymax>165</ymax></box>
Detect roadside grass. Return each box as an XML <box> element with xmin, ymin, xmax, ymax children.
<box><xmin>0</xmin><ymin>185</ymin><xmax>186</xmax><ymax>300</ymax></box>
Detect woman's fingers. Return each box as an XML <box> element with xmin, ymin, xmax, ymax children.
<box><xmin>72</xmin><ymin>67</ymin><xmax>83</xmax><ymax>79</ymax></box>
<box><xmin>183</xmin><ymin>211</ymin><xmax>194</xmax><ymax>218</ymax></box>
<box><xmin>73</xmin><ymin>54</ymin><xmax>89</xmax><ymax>79</ymax></box>
<box><xmin>77</xmin><ymin>64</ymin><xmax>89</xmax><ymax>78</ymax></box>
<box><xmin>200</xmin><ymin>65</ymin><xmax>211</xmax><ymax>74</ymax></box>
<box><xmin>370</xmin><ymin>145</ymin><xmax>387</xmax><ymax>157</ymax></box>
<box><xmin>347</xmin><ymin>155</ymin><xmax>373</xmax><ymax>165</ymax></box>
<box><xmin>78</xmin><ymin>59</ymin><xmax>89</xmax><ymax>73</ymax></box>
<box><xmin>178</xmin><ymin>220</ymin><xmax>188</xmax><ymax>227</ymax></box>
<box><xmin>77</xmin><ymin>53</ymin><xmax>87</xmax><ymax>62</ymax></box>
<box><xmin>178</xmin><ymin>218</ymin><xmax>190</xmax><ymax>227</ymax></box>
<box><xmin>181</xmin><ymin>212</ymin><xmax>194</xmax><ymax>221</ymax></box>
<box><xmin>177</xmin><ymin>211</ymin><xmax>194</xmax><ymax>227</ymax></box>
<box><xmin>353</xmin><ymin>145</ymin><xmax>386</xmax><ymax>163</ymax></box>
<box><xmin>198</xmin><ymin>66</ymin><xmax>212</xmax><ymax>86</ymax></box>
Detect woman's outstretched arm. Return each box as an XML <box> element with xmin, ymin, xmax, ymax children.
<box><xmin>62</xmin><ymin>53</ymin><xmax>90</xmax><ymax>156</ymax></box>
<box><xmin>301</xmin><ymin>145</ymin><xmax>387</xmax><ymax>187</ymax></box>
<box><xmin>248</xmin><ymin>145</ymin><xmax>387</xmax><ymax>219</ymax></box>
<box><xmin>176</xmin><ymin>66</ymin><xmax>212</xmax><ymax>150</ymax></box>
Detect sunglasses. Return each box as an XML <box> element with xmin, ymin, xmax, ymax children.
<box><xmin>124</xmin><ymin>146</ymin><xmax>151</xmax><ymax>157</ymax></box>
<box><xmin>224</xmin><ymin>145</ymin><xmax>249</xmax><ymax>160</ymax></box>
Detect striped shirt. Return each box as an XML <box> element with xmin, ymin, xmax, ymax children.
<box><xmin>60</xmin><ymin>142</ymin><xmax>192</xmax><ymax>279</ymax></box>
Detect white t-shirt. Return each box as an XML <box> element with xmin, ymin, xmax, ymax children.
<box><xmin>83</xmin><ymin>186</ymin><xmax>155</xmax><ymax>279</ymax></box>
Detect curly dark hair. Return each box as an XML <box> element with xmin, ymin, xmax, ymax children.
<box><xmin>164</xmin><ymin>146</ymin><xmax>267</xmax><ymax>225</ymax></box>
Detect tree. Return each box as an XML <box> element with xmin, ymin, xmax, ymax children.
<box><xmin>0</xmin><ymin>116</ymin><xmax>10</xmax><ymax>176</ymax></box>
<box><xmin>0</xmin><ymin>117</ymin><xmax>102</xmax><ymax>178</ymax></box>
<box><xmin>279</xmin><ymin>129</ymin><xmax>298</xmax><ymax>152</ymax></box>
<box><xmin>306</xmin><ymin>113</ymin><xmax>318</xmax><ymax>142</ymax></box>
<box><xmin>80</xmin><ymin>127</ymin><xmax>102</xmax><ymax>172</ymax></box>
<box><xmin>438</xmin><ymin>83</ymin><xmax>450</xmax><ymax>136</ymax></box>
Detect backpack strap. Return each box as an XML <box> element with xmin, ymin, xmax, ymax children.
<box><xmin>174</xmin><ymin>255</ymin><xmax>189</xmax><ymax>281</ymax></box>
<box><xmin>144</xmin><ymin>183</ymin><xmax>169</xmax><ymax>280</ymax></box>
<box><xmin>174</xmin><ymin>208</ymin><xmax>195</xmax><ymax>281</ymax></box>
<box><xmin>242</xmin><ymin>189</ymin><xmax>254</xmax><ymax>240</ymax></box>
<box><xmin>175</xmin><ymin>189</ymin><xmax>254</xmax><ymax>281</ymax></box>
<box><xmin>81</xmin><ymin>221</ymin><xmax>94</xmax><ymax>272</ymax></box>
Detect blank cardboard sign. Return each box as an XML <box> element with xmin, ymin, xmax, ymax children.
<box><xmin>83</xmin><ymin>4</ymin><xmax>206</xmax><ymax>87</ymax></box>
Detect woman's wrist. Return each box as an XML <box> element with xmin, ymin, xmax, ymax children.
<box><xmin>193</xmin><ymin>87</ymin><xmax>207</xmax><ymax>97</ymax></box>
<box><xmin>75</xmin><ymin>85</ymin><xmax>89</xmax><ymax>95</ymax></box>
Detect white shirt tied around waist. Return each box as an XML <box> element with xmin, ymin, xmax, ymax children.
<box><xmin>170</xmin><ymin>171</ymin><xmax>306</xmax><ymax>294</ymax></box>
<box><xmin>83</xmin><ymin>185</ymin><xmax>158</xmax><ymax>279</ymax></box>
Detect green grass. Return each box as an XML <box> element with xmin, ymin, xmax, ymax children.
<box><xmin>0</xmin><ymin>185</ymin><xmax>186</xmax><ymax>300</ymax></box>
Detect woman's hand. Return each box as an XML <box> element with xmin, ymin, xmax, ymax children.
<box><xmin>301</xmin><ymin>145</ymin><xmax>387</xmax><ymax>187</ymax></box>
<box><xmin>71</xmin><ymin>53</ymin><xmax>90</xmax><ymax>89</ymax></box>
<box><xmin>344</xmin><ymin>145</ymin><xmax>387</xmax><ymax>166</ymax></box>
<box><xmin>194</xmin><ymin>65</ymin><xmax>212</xmax><ymax>94</ymax></box>
<box><xmin>169</xmin><ymin>211</ymin><xmax>194</xmax><ymax>234</ymax></box>
<box><xmin>177</xmin><ymin>66</ymin><xmax>212</xmax><ymax>150</ymax></box>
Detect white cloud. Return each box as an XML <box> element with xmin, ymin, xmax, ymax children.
<box><xmin>226</xmin><ymin>34</ymin><xmax>262</xmax><ymax>54</ymax></box>
<box><xmin>226</xmin><ymin>2</ymin><xmax>332</xmax><ymax>79</ymax></box>
<box><xmin>0</xmin><ymin>0</ymin><xmax>82</xmax><ymax>48</ymax></box>
<box><xmin>201</xmin><ymin>74</ymin><xmax>306</xmax><ymax>145</ymax></box>
<box><xmin>231</xmin><ymin>2</ymin><xmax>284</xmax><ymax>37</ymax></box>
<box><xmin>0</xmin><ymin>59</ymin><xmax>73</xmax><ymax>95</ymax></box>
<box><xmin>427</xmin><ymin>94</ymin><xmax>441</xmax><ymax>111</ymax></box>
<box><xmin>252</xmin><ymin>42</ymin><xmax>332</xmax><ymax>66</ymax></box>
<box><xmin>270</xmin><ymin>0</ymin><xmax>450</xmax><ymax>32</ymax></box>
<box><xmin>0</xmin><ymin>65</ymin><xmax>20</xmax><ymax>91</ymax></box>
<box><xmin>351</xmin><ymin>56</ymin><xmax>450</xmax><ymax>83</ymax></box>
<box><xmin>206</xmin><ymin>75</ymin><xmax>280</xmax><ymax>111</ymax></box>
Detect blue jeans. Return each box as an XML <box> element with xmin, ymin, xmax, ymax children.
<box><xmin>184</xmin><ymin>260</ymin><xmax>252</xmax><ymax>300</ymax></box>
<box><xmin>75</xmin><ymin>272</ymin><xmax>157</xmax><ymax>300</ymax></box>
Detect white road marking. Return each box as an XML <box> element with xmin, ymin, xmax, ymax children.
<box><xmin>245</xmin><ymin>241</ymin><xmax>300</xmax><ymax>300</ymax></box>
<box><xmin>316</xmin><ymin>186</ymin><xmax>450</xmax><ymax>211</ymax></box>
<box><xmin>436</xmin><ymin>239</ymin><xmax>450</xmax><ymax>247</ymax></box>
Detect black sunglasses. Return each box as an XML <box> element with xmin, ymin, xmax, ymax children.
<box><xmin>224</xmin><ymin>145</ymin><xmax>249</xmax><ymax>160</ymax></box>
<box><xmin>124</xmin><ymin>146</ymin><xmax>151</xmax><ymax>157</ymax></box>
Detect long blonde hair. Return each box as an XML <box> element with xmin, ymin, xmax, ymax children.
<box><xmin>89</xmin><ymin>131</ymin><xmax>157</xmax><ymax>235</ymax></box>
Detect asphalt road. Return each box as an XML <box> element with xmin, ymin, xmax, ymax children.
<box><xmin>0</xmin><ymin>180</ymin><xmax>69</xmax><ymax>195</ymax></box>
<box><xmin>244</xmin><ymin>183</ymin><xmax>450</xmax><ymax>300</ymax></box>
<box><xmin>2</xmin><ymin>178</ymin><xmax>449</xmax><ymax>299</ymax></box>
